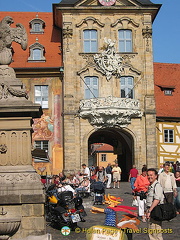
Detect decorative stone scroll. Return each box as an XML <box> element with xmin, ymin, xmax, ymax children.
<box><xmin>94</xmin><ymin>38</ymin><xmax>123</xmax><ymax>81</ymax></box>
<box><xmin>120</xmin><ymin>54</ymin><xmax>136</xmax><ymax>64</ymax></box>
<box><xmin>0</xmin><ymin>172</ymin><xmax>41</xmax><ymax>185</ymax></box>
<box><xmin>79</xmin><ymin>96</ymin><xmax>142</xmax><ymax>128</ymax></box>
<box><xmin>111</xmin><ymin>17</ymin><xmax>139</xmax><ymax>28</ymax></box>
<box><xmin>0</xmin><ymin>82</ymin><xmax>28</xmax><ymax>99</ymax></box>
<box><xmin>76</xmin><ymin>16</ymin><xmax>105</xmax><ymax>28</ymax></box>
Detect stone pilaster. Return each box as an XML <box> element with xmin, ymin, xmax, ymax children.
<box><xmin>0</xmin><ymin>68</ymin><xmax>45</xmax><ymax>239</ymax></box>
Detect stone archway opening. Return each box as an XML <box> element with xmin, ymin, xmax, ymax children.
<box><xmin>88</xmin><ymin>128</ymin><xmax>134</xmax><ymax>181</ymax></box>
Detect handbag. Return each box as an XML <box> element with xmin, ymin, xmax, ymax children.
<box><xmin>151</xmin><ymin>202</ymin><xmax>177</xmax><ymax>221</ymax></box>
<box><xmin>132</xmin><ymin>198</ymin><xmax>138</xmax><ymax>207</ymax></box>
<box><xmin>150</xmin><ymin>184</ymin><xmax>177</xmax><ymax>221</ymax></box>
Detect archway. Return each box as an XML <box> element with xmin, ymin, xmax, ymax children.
<box><xmin>88</xmin><ymin>128</ymin><xmax>134</xmax><ymax>181</ymax></box>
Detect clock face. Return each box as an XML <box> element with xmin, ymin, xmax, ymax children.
<box><xmin>98</xmin><ymin>0</ymin><xmax>116</xmax><ymax>6</ymax></box>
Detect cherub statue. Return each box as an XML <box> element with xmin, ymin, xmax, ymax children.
<box><xmin>0</xmin><ymin>16</ymin><xmax>27</xmax><ymax>65</ymax></box>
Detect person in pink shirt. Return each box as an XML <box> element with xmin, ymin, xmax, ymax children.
<box><xmin>128</xmin><ymin>165</ymin><xmax>139</xmax><ymax>190</ymax></box>
<box><xmin>134</xmin><ymin>166</ymin><xmax>150</xmax><ymax>222</ymax></box>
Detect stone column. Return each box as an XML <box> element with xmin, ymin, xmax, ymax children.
<box><xmin>0</xmin><ymin>71</ymin><xmax>45</xmax><ymax>238</ymax></box>
<box><xmin>0</xmin><ymin>16</ymin><xmax>45</xmax><ymax>239</ymax></box>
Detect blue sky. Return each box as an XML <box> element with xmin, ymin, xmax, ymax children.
<box><xmin>152</xmin><ymin>0</ymin><xmax>180</xmax><ymax>64</ymax></box>
<box><xmin>0</xmin><ymin>0</ymin><xmax>179</xmax><ymax>64</ymax></box>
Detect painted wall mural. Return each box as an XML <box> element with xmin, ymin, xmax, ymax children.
<box><xmin>32</xmin><ymin>114</ymin><xmax>54</xmax><ymax>140</ymax></box>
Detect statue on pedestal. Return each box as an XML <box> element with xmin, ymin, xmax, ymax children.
<box><xmin>0</xmin><ymin>16</ymin><xmax>27</xmax><ymax>65</ymax></box>
<box><xmin>0</xmin><ymin>16</ymin><xmax>28</xmax><ymax>99</ymax></box>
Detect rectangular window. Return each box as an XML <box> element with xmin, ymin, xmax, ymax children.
<box><xmin>85</xmin><ymin>76</ymin><xmax>98</xmax><ymax>99</ymax></box>
<box><xmin>33</xmin><ymin>49</ymin><xmax>41</xmax><ymax>60</ymax></box>
<box><xmin>34</xmin><ymin>23</ymin><xmax>41</xmax><ymax>32</ymax></box>
<box><xmin>35</xmin><ymin>140</ymin><xmax>49</xmax><ymax>150</ymax></box>
<box><xmin>83</xmin><ymin>30</ymin><xmax>98</xmax><ymax>53</ymax></box>
<box><xmin>164</xmin><ymin>89</ymin><xmax>172</xmax><ymax>95</ymax></box>
<box><xmin>101</xmin><ymin>154</ymin><xmax>106</xmax><ymax>162</ymax></box>
<box><xmin>33</xmin><ymin>140</ymin><xmax>49</xmax><ymax>162</ymax></box>
<box><xmin>120</xmin><ymin>76</ymin><xmax>134</xmax><ymax>99</ymax></box>
<box><xmin>118</xmin><ymin>30</ymin><xmax>132</xmax><ymax>52</ymax></box>
<box><xmin>164</xmin><ymin>129</ymin><xmax>174</xmax><ymax>143</ymax></box>
<box><xmin>34</xmin><ymin>85</ymin><xmax>48</xmax><ymax>108</ymax></box>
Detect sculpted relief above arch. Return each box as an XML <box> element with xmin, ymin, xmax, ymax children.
<box><xmin>76</xmin><ymin>16</ymin><xmax>105</xmax><ymax>28</ymax></box>
<box><xmin>111</xmin><ymin>17</ymin><xmax>139</xmax><ymax>28</ymax></box>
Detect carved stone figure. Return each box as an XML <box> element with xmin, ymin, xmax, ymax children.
<box><xmin>0</xmin><ymin>144</ymin><xmax>7</xmax><ymax>153</ymax></box>
<box><xmin>94</xmin><ymin>38</ymin><xmax>123</xmax><ymax>81</ymax></box>
<box><xmin>0</xmin><ymin>16</ymin><xmax>27</xmax><ymax>65</ymax></box>
<box><xmin>0</xmin><ymin>16</ymin><xmax>28</xmax><ymax>99</ymax></box>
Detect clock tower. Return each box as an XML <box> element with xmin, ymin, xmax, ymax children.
<box><xmin>54</xmin><ymin>0</ymin><xmax>161</xmax><ymax>178</ymax></box>
<box><xmin>98</xmin><ymin>0</ymin><xmax>116</xmax><ymax>6</ymax></box>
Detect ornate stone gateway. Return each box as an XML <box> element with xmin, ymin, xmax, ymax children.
<box><xmin>0</xmin><ymin>16</ymin><xmax>45</xmax><ymax>238</ymax></box>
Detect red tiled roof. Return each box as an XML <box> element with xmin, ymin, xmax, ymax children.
<box><xmin>0</xmin><ymin>12</ymin><xmax>62</xmax><ymax>68</ymax></box>
<box><xmin>154</xmin><ymin>62</ymin><xmax>180</xmax><ymax>118</ymax></box>
<box><xmin>95</xmin><ymin>144</ymin><xmax>113</xmax><ymax>152</ymax></box>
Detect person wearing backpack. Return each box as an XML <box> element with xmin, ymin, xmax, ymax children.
<box><xmin>146</xmin><ymin>168</ymin><xmax>164</xmax><ymax>240</ymax></box>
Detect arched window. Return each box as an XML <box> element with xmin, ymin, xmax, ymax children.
<box><xmin>120</xmin><ymin>76</ymin><xmax>134</xmax><ymax>99</ymax></box>
<box><xmin>118</xmin><ymin>30</ymin><xmax>132</xmax><ymax>52</ymax></box>
<box><xmin>83</xmin><ymin>30</ymin><xmax>98</xmax><ymax>53</ymax></box>
<box><xmin>84</xmin><ymin>76</ymin><xmax>98</xmax><ymax>99</ymax></box>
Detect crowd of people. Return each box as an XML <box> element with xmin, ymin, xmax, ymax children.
<box><xmin>42</xmin><ymin>160</ymin><xmax>180</xmax><ymax>240</ymax></box>
<box><xmin>43</xmin><ymin>162</ymin><xmax>122</xmax><ymax>196</ymax></box>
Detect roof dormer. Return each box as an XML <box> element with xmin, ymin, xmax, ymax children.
<box><xmin>28</xmin><ymin>39</ymin><xmax>46</xmax><ymax>62</ymax></box>
<box><xmin>29</xmin><ymin>16</ymin><xmax>45</xmax><ymax>34</ymax></box>
<box><xmin>157</xmin><ymin>85</ymin><xmax>175</xmax><ymax>96</ymax></box>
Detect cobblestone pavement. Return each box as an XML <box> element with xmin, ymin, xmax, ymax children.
<box><xmin>46</xmin><ymin>182</ymin><xmax>180</xmax><ymax>240</ymax></box>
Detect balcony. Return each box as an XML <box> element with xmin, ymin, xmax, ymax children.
<box><xmin>79</xmin><ymin>96</ymin><xmax>142</xmax><ymax>128</ymax></box>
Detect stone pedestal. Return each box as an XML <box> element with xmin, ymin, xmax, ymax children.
<box><xmin>0</xmin><ymin>67</ymin><xmax>45</xmax><ymax>238</ymax></box>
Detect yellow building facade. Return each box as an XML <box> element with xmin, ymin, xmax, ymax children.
<box><xmin>157</xmin><ymin>122</ymin><xmax>180</xmax><ymax>166</ymax></box>
<box><xmin>154</xmin><ymin>63</ymin><xmax>180</xmax><ymax>169</ymax></box>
